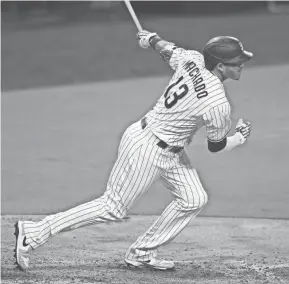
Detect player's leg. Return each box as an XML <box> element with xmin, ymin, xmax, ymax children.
<box><xmin>21</xmin><ymin>122</ymin><xmax>163</xmax><ymax>248</ymax></box>
<box><xmin>125</xmin><ymin>150</ymin><xmax>208</xmax><ymax>267</ymax></box>
<box><xmin>15</xmin><ymin>121</ymin><xmax>163</xmax><ymax>269</ymax></box>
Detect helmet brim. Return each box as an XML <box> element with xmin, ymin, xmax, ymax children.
<box><xmin>226</xmin><ymin>50</ymin><xmax>253</xmax><ymax>64</ymax></box>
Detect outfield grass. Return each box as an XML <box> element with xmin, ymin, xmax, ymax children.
<box><xmin>2</xmin><ymin>64</ymin><xmax>289</xmax><ymax>218</ymax></box>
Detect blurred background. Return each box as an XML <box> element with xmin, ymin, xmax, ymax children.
<box><xmin>1</xmin><ymin>1</ymin><xmax>289</xmax><ymax>218</ymax></box>
<box><xmin>2</xmin><ymin>1</ymin><xmax>289</xmax><ymax>90</ymax></box>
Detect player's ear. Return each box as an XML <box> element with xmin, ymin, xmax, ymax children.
<box><xmin>216</xmin><ymin>62</ymin><xmax>225</xmax><ymax>73</ymax></box>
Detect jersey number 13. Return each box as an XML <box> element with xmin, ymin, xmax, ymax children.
<box><xmin>164</xmin><ymin>76</ymin><xmax>189</xmax><ymax>109</ymax></box>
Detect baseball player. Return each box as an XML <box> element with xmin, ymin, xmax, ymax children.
<box><xmin>14</xmin><ymin>30</ymin><xmax>252</xmax><ymax>271</ymax></box>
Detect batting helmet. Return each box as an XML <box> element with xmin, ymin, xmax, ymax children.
<box><xmin>202</xmin><ymin>36</ymin><xmax>253</xmax><ymax>70</ymax></box>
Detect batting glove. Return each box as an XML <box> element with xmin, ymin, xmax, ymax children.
<box><xmin>136</xmin><ymin>30</ymin><xmax>158</xmax><ymax>49</ymax></box>
<box><xmin>235</xmin><ymin>118</ymin><xmax>252</xmax><ymax>143</ymax></box>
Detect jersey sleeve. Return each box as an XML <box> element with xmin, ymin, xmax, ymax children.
<box><xmin>202</xmin><ymin>102</ymin><xmax>232</xmax><ymax>142</ymax></box>
<box><xmin>162</xmin><ymin>46</ymin><xmax>202</xmax><ymax>71</ymax></box>
<box><xmin>167</xmin><ymin>47</ymin><xmax>185</xmax><ymax>70</ymax></box>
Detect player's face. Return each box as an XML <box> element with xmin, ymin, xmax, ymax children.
<box><xmin>222</xmin><ymin>63</ymin><xmax>245</xmax><ymax>80</ymax></box>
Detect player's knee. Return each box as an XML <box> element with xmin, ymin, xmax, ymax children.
<box><xmin>98</xmin><ymin>194</ymin><xmax>127</xmax><ymax>220</ymax></box>
<box><xmin>179</xmin><ymin>190</ymin><xmax>208</xmax><ymax>210</ymax></box>
<box><xmin>198</xmin><ymin>191</ymin><xmax>208</xmax><ymax>208</ymax></box>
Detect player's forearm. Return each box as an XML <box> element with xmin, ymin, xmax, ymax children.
<box><xmin>149</xmin><ymin>36</ymin><xmax>177</xmax><ymax>63</ymax></box>
<box><xmin>221</xmin><ymin>133</ymin><xmax>245</xmax><ymax>152</ymax></box>
<box><xmin>149</xmin><ymin>36</ymin><xmax>174</xmax><ymax>52</ymax></box>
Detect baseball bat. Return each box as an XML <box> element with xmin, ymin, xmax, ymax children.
<box><xmin>123</xmin><ymin>0</ymin><xmax>143</xmax><ymax>32</ymax></box>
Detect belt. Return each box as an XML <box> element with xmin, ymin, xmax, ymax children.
<box><xmin>141</xmin><ymin>118</ymin><xmax>183</xmax><ymax>154</ymax></box>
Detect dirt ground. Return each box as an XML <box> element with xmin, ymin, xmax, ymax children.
<box><xmin>1</xmin><ymin>215</ymin><xmax>289</xmax><ymax>284</ymax></box>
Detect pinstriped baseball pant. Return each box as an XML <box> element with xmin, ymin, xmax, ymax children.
<box><xmin>23</xmin><ymin>120</ymin><xmax>208</xmax><ymax>261</ymax></box>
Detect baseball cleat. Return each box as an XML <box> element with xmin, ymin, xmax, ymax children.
<box><xmin>14</xmin><ymin>221</ymin><xmax>32</xmax><ymax>270</ymax></box>
<box><xmin>125</xmin><ymin>258</ymin><xmax>175</xmax><ymax>270</ymax></box>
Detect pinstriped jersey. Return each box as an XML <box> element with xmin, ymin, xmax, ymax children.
<box><xmin>145</xmin><ymin>46</ymin><xmax>232</xmax><ymax>147</ymax></box>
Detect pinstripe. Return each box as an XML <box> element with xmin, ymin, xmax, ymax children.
<box><xmin>118</xmin><ymin>188</ymin><xmax>200</xmax><ymax>259</ymax></box>
<box><xmin>124</xmin><ymin>146</ymin><xmax>161</xmax><ymax>207</ymax></box>
<box><xmin>142</xmin><ymin>205</ymin><xmax>180</xmax><ymax>247</ymax></box>
<box><xmin>32</xmin><ymin>206</ymin><xmax>112</xmax><ymax>247</ymax></box>
<box><xmin>125</xmin><ymin>151</ymin><xmax>183</xmax><ymax>257</ymax></box>
<box><xmin>127</xmin><ymin>197</ymin><xmax>200</xmax><ymax>259</ymax></box>
<box><xmin>126</xmin><ymin>151</ymin><xmax>208</xmax><ymax>261</ymax></box>
<box><xmin>108</xmin><ymin>124</ymin><xmax>153</xmax><ymax>201</ymax></box>
<box><xmin>150</xmin><ymin>75</ymin><xmax>214</xmax><ymax>119</ymax></box>
<box><xmin>109</xmin><ymin>128</ymin><xmax>159</xmax><ymax>208</ymax></box>
<box><xmin>115</xmin><ymin>143</ymin><xmax>142</xmax><ymax>196</ymax></box>
<box><xmin>203</xmin><ymin>102</ymin><xmax>231</xmax><ymax>142</ymax></box>
<box><xmin>25</xmin><ymin>202</ymin><xmax>110</xmax><ymax>245</ymax></box>
<box><xmin>121</xmin><ymin>143</ymin><xmax>152</xmax><ymax>206</ymax></box>
<box><xmin>121</xmin><ymin>144</ymin><xmax>145</xmax><ymax>203</ymax></box>
<box><xmin>127</xmin><ymin>201</ymin><xmax>178</xmax><ymax>260</ymax></box>
<box><xmin>195</xmin><ymin>96</ymin><xmax>228</xmax><ymax>116</ymax></box>
<box><xmin>111</xmin><ymin>135</ymin><xmax>136</xmax><ymax>182</ymax></box>
<box><xmin>176</xmin><ymin>162</ymin><xmax>192</xmax><ymax>208</ymax></box>
<box><xmin>28</xmin><ymin>202</ymin><xmax>111</xmax><ymax>234</ymax></box>
<box><xmin>24</xmin><ymin>116</ymin><xmax>208</xmax><ymax>260</ymax></box>
<box><xmin>180</xmin><ymin>160</ymin><xmax>197</xmax><ymax>208</ymax></box>
<box><xmin>23</xmin><ymin>121</ymin><xmax>173</xmax><ymax>250</ymax></box>
<box><xmin>147</xmin><ymin>88</ymin><xmax>229</xmax><ymax>147</ymax></box>
<box><xmin>215</xmin><ymin>107</ymin><xmax>223</xmax><ymax>140</ymax></box>
<box><xmin>107</xmin><ymin>141</ymin><xmax>141</xmax><ymax>216</ymax></box>
<box><xmin>22</xmin><ymin>47</ymin><xmax>228</xmax><ymax>264</ymax></box>
<box><xmin>24</xmin><ymin>202</ymin><xmax>108</xmax><ymax>234</ymax></box>
<box><xmin>147</xmin><ymin>168</ymin><xmax>207</xmax><ymax>247</ymax></box>
<box><xmin>156</xmin><ymin>211</ymin><xmax>193</xmax><ymax>246</ymax></box>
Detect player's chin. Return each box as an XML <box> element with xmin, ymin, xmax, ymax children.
<box><xmin>231</xmin><ymin>73</ymin><xmax>241</xmax><ymax>80</ymax></box>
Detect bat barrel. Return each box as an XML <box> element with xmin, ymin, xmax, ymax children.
<box><xmin>124</xmin><ymin>0</ymin><xmax>143</xmax><ymax>31</ymax></box>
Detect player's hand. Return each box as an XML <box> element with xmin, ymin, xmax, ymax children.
<box><xmin>136</xmin><ymin>30</ymin><xmax>157</xmax><ymax>49</ymax></box>
<box><xmin>235</xmin><ymin>118</ymin><xmax>252</xmax><ymax>143</ymax></box>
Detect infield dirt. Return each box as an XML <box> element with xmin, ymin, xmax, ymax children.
<box><xmin>2</xmin><ymin>215</ymin><xmax>289</xmax><ymax>284</ymax></box>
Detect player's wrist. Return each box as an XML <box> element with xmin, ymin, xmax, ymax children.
<box><xmin>137</xmin><ymin>30</ymin><xmax>158</xmax><ymax>49</ymax></box>
<box><xmin>234</xmin><ymin>132</ymin><xmax>246</xmax><ymax>145</ymax></box>
<box><xmin>149</xmin><ymin>35</ymin><xmax>162</xmax><ymax>49</ymax></box>
<box><xmin>222</xmin><ymin>132</ymin><xmax>245</xmax><ymax>152</ymax></box>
